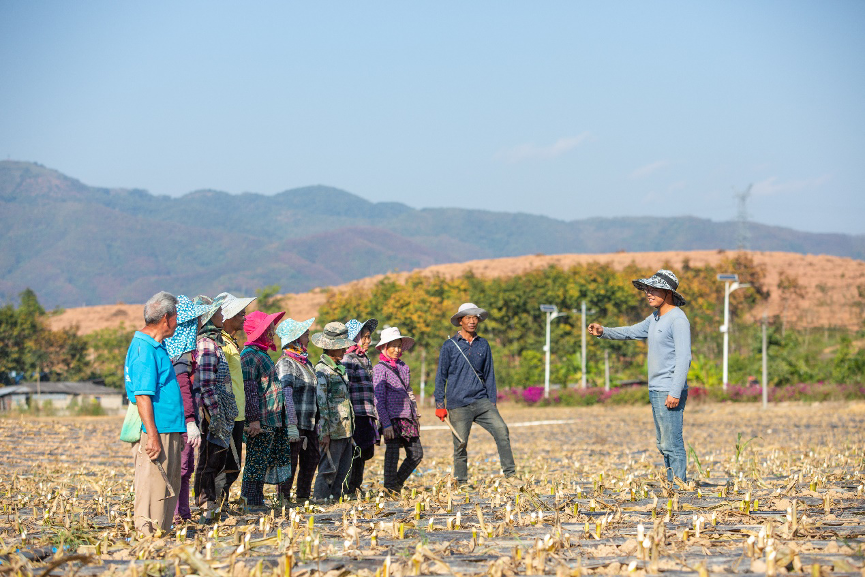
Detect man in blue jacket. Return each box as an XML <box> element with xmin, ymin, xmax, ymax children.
<box><xmin>588</xmin><ymin>269</ymin><xmax>692</xmax><ymax>483</ymax></box>
<box><xmin>435</xmin><ymin>303</ymin><xmax>517</xmax><ymax>487</ymax></box>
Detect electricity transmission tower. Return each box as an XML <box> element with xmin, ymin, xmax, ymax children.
<box><xmin>734</xmin><ymin>184</ymin><xmax>752</xmax><ymax>250</ymax></box>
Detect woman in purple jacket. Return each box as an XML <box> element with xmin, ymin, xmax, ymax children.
<box><xmin>372</xmin><ymin>327</ymin><xmax>423</xmax><ymax>493</ymax></box>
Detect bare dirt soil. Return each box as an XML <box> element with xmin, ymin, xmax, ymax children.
<box><xmin>0</xmin><ymin>402</ymin><xmax>863</xmax><ymax>576</ymax></box>
<box><xmin>51</xmin><ymin>250</ymin><xmax>864</xmax><ymax>335</ymax></box>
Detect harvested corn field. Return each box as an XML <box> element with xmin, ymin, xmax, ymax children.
<box><xmin>0</xmin><ymin>401</ymin><xmax>863</xmax><ymax>576</ymax></box>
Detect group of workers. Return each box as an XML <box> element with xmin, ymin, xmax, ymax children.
<box><xmin>124</xmin><ymin>268</ymin><xmax>691</xmax><ymax>537</ymax></box>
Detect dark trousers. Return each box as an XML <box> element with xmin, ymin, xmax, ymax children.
<box><xmin>346</xmin><ymin>445</ymin><xmax>375</xmax><ymax>496</ymax></box>
<box><xmin>214</xmin><ymin>421</ymin><xmax>244</xmax><ymax>502</ymax></box>
<box><xmin>281</xmin><ymin>428</ymin><xmax>319</xmax><ymax>501</ymax></box>
<box><xmin>193</xmin><ymin>417</ymin><xmax>240</xmax><ymax>507</ymax></box>
<box><xmin>448</xmin><ymin>398</ymin><xmax>515</xmax><ymax>483</ymax></box>
<box><xmin>383</xmin><ymin>436</ymin><xmax>423</xmax><ymax>491</ymax></box>
<box><xmin>313</xmin><ymin>437</ymin><xmax>354</xmax><ymax>500</ymax></box>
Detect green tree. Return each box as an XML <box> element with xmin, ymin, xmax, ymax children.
<box><xmin>88</xmin><ymin>323</ymin><xmax>136</xmax><ymax>388</ymax></box>
<box><xmin>0</xmin><ymin>289</ymin><xmax>90</xmax><ymax>384</ymax></box>
<box><xmin>256</xmin><ymin>285</ymin><xmax>283</xmax><ymax>313</ymax></box>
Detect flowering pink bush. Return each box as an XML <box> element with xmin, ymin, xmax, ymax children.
<box><xmin>498</xmin><ymin>382</ymin><xmax>863</xmax><ymax>406</ymax></box>
<box><xmin>522</xmin><ymin>386</ymin><xmax>545</xmax><ymax>404</ymax></box>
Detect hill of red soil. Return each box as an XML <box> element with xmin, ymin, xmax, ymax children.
<box><xmin>50</xmin><ymin>250</ymin><xmax>864</xmax><ymax>334</ymax></box>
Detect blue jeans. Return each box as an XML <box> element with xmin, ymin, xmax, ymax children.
<box><xmin>448</xmin><ymin>398</ymin><xmax>516</xmax><ymax>483</ymax></box>
<box><xmin>648</xmin><ymin>389</ymin><xmax>688</xmax><ymax>482</ymax></box>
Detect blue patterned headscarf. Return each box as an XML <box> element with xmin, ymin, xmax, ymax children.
<box><xmin>164</xmin><ymin>295</ymin><xmax>209</xmax><ymax>360</ymax></box>
<box><xmin>345</xmin><ymin>318</ymin><xmax>378</xmax><ymax>342</ymax></box>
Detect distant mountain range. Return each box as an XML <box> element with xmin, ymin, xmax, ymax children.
<box><xmin>2</xmin><ymin>160</ymin><xmax>863</xmax><ymax>308</ymax></box>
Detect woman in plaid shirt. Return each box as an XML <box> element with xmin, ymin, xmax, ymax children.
<box><xmin>342</xmin><ymin>318</ymin><xmax>380</xmax><ymax>496</ymax></box>
<box><xmin>275</xmin><ymin>317</ymin><xmax>320</xmax><ymax>502</ymax></box>
<box><xmin>193</xmin><ymin>295</ymin><xmax>239</xmax><ymax>520</ymax></box>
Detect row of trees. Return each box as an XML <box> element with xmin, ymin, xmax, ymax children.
<box><xmin>1</xmin><ymin>253</ymin><xmax>862</xmax><ymax>392</ymax></box>
<box><xmin>318</xmin><ymin>254</ymin><xmax>864</xmax><ymax>391</ymax></box>
<box><xmin>0</xmin><ymin>289</ymin><xmax>133</xmax><ymax>387</ymax></box>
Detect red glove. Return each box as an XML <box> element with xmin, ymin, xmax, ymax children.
<box><xmin>435</xmin><ymin>408</ymin><xmax>448</xmax><ymax>422</ymax></box>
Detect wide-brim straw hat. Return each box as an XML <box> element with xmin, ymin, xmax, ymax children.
<box><xmin>175</xmin><ymin>295</ymin><xmax>211</xmax><ymax>324</ymax></box>
<box><xmin>195</xmin><ymin>294</ymin><xmax>226</xmax><ymax>326</ymax></box>
<box><xmin>311</xmin><ymin>321</ymin><xmax>355</xmax><ymax>350</ymax></box>
<box><xmin>244</xmin><ymin>310</ymin><xmax>286</xmax><ymax>342</ymax></box>
<box><xmin>375</xmin><ymin>326</ymin><xmax>415</xmax><ymax>352</ymax></box>
<box><xmin>450</xmin><ymin>302</ymin><xmax>489</xmax><ymax>327</ymax></box>
<box><xmin>346</xmin><ymin>318</ymin><xmax>379</xmax><ymax>342</ymax></box>
<box><xmin>632</xmin><ymin>269</ymin><xmax>687</xmax><ymax>306</ymax></box>
<box><xmin>277</xmin><ymin>317</ymin><xmax>315</xmax><ymax>349</ymax></box>
<box><xmin>217</xmin><ymin>292</ymin><xmax>256</xmax><ymax>321</ymax></box>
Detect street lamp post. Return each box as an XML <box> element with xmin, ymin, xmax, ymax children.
<box><xmin>717</xmin><ymin>274</ymin><xmax>751</xmax><ymax>389</ymax></box>
<box><xmin>581</xmin><ymin>301</ymin><xmax>587</xmax><ymax>389</ymax></box>
<box><xmin>577</xmin><ymin>301</ymin><xmax>596</xmax><ymax>389</ymax></box>
<box><xmin>761</xmin><ymin>312</ymin><xmax>768</xmax><ymax>409</ymax></box>
<box><xmin>540</xmin><ymin>304</ymin><xmax>567</xmax><ymax>399</ymax></box>
<box><xmin>604</xmin><ymin>350</ymin><xmax>610</xmax><ymax>392</ymax></box>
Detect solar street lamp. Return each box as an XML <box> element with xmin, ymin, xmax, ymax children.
<box><xmin>540</xmin><ymin>305</ymin><xmax>567</xmax><ymax>399</ymax></box>
<box><xmin>717</xmin><ymin>273</ymin><xmax>751</xmax><ymax>389</ymax></box>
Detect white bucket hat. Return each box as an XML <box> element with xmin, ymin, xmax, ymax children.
<box><xmin>450</xmin><ymin>302</ymin><xmax>489</xmax><ymax>327</ymax></box>
<box><xmin>217</xmin><ymin>292</ymin><xmax>257</xmax><ymax>321</ymax></box>
<box><xmin>375</xmin><ymin>326</ymin><xmax>415</xmax><ymax>352</ymax></box>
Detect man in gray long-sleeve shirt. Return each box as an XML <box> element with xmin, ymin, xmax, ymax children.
<box><xmin>588</xmin><ymin>269</ymin><xmax>692</xmax><ymax>482</ymax></box>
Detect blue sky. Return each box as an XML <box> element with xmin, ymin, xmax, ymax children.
<box><xmin>1</xmin><ymin>1</ymin><xmax>863</xmax><ymax>235</ymax></box>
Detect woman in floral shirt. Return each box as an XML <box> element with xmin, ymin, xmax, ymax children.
<box><xmin>373</xmin><ymin>327</ymin><xmax>423</xmax><ymax>493</ymax></box>
<box><xmin>311</xmin><ymin>322</ymin><xmax>355</xmax><ymax>501</ymax></box>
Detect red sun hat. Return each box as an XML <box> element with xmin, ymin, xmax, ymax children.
<box><xmin>244</xmin><ymin>310</ymin><xmax>286</xmax><ymax>342</ymax></box>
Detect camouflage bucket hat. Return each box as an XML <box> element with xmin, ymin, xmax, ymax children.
<box><xmin>311</xmin><ymin>321</ymin><xmax>354</xmax><ymax>350</ymax></box>
<box><xmin>632</xmin><ymin>269</ymin><xmax>687</xmax><ymax>306</ymax></box>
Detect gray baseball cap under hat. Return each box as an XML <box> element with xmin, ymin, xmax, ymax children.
<box><xmin>194</xmin><ymin>294</ymin><xmax>226</xmax><ymax>326</ymax></box>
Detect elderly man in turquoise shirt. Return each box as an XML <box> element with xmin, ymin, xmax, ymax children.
<box><xmin>125</xmin><ymin>291</ymin><xmax>187</xmax><ymax>534</ymax></box>
<box><xmin>588</xmin><ymin>270</ymin><xmax>692</xmax><ymax>483</ymax></box>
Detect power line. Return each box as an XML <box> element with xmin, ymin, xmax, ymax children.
<box><xmin>734</xmin><ymin>184</ymin><xmax>752</xmax><ymax>250</ymax></box>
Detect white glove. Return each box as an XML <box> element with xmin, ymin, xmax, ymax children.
<box><xmin>186</xmin><ymin>422</ymin><xmax>202</xmax><ymax>449</ymax></box>
<box><xmin>285</xmin><ymin>424</ymin><xmax>301</xmax><ymax>443</ymax></box>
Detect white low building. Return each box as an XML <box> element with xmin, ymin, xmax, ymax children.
<box><xmin>0</xmin><ymin>381</ymin><xmax>126</xmax><ymax>414</ymax></box>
